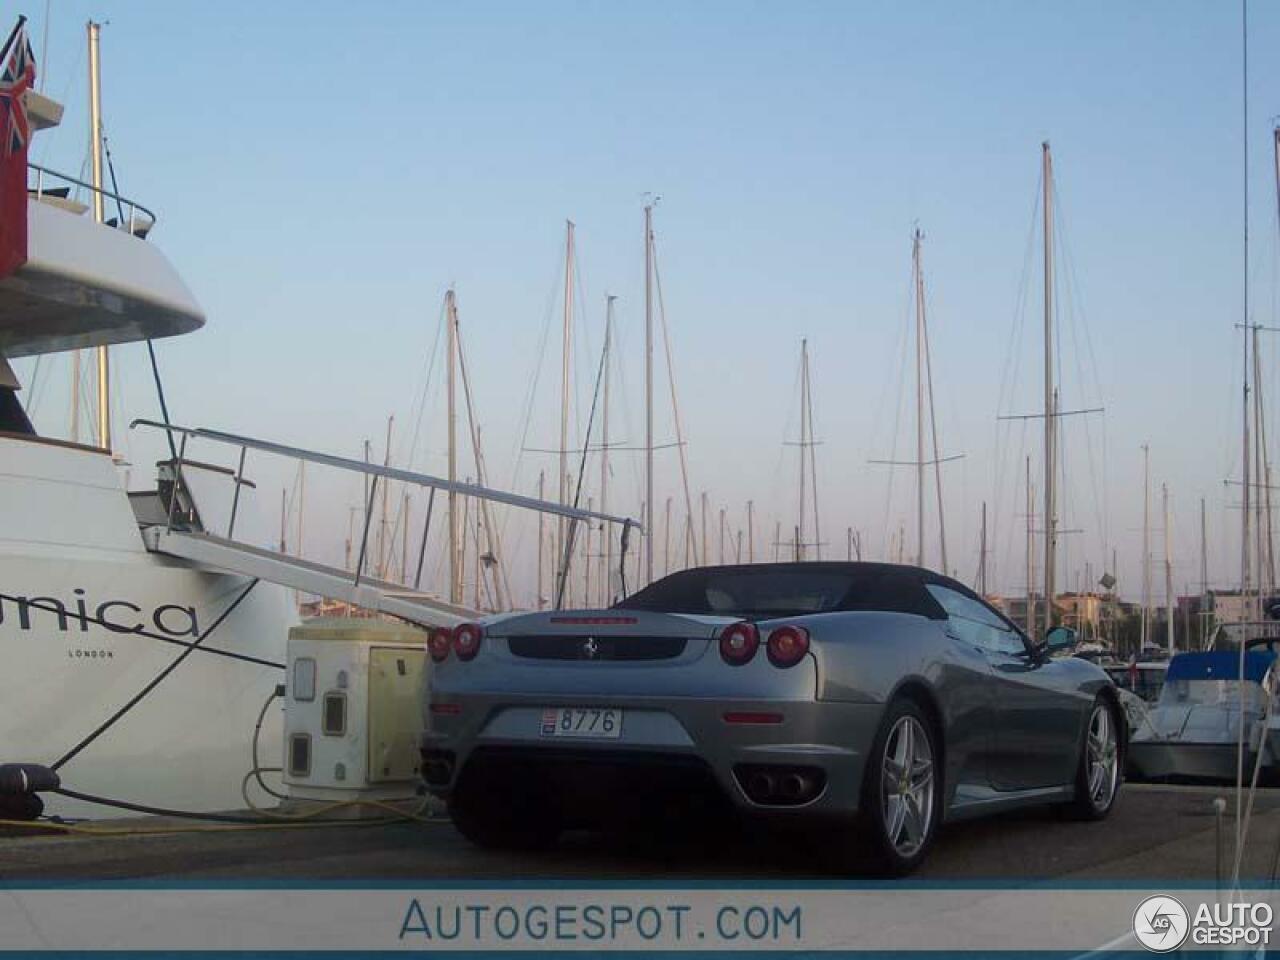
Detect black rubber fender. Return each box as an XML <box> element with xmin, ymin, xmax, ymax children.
<box><xmin>0</xmin><ymin>763</ymin><xmax>60</xmax><ymax>795</ymax></box>
<box><xmin>0</xmin><ymin>792</ymin><xmax>43</xmax><ymax>821</ymax></box>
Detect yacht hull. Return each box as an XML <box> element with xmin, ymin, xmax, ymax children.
<box><xmin>0</xmin><ymin>434</ymin><xmax>293</xmax><ymax>819</ymax></box>
<box><xmin>1128</xmin><ymin>740</ymin><xmax>1266</xmax><ymax>784</ymax></box>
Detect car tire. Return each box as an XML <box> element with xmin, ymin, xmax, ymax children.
<box><xmin>841</xmin><ymin>696</ymin><xmax>942</xmax><ymax>877</ymax></box>
<box><xmin>448</xmin><ymin>768</ymin><xmax>562</xmax><ymax>852</ymax></box>
<box><xmin>1065</xmin><ymin>695</ymin><xmax>1122</xmax><ymax>821</ymax></box>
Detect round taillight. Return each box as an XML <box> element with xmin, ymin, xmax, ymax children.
<box><xmin>767</xmin><ymin>625</ymin><xmax>810</xmax><ymax>668</ymax></box>
<box><xmin>453</xmin><ymin>622</ymin><xmax>484</xmax><ymax>661</ymax></box>
<box><xmin>428</xmin><ymin>628</ymin><xmax>452</xmax><ymax>663</ymax></box>
<box><xmin>719</xmin><ymin>622</ymin><xmax>760</xmax><ymax>666</ymax></box>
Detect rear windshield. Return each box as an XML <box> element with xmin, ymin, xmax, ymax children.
<box><xmin>615</xmin><ymin>566</ymin><xmax>941</xmax><ymax>619</ymax></box>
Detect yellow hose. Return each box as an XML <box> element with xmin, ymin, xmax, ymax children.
<box><xmin>0</xmin><ymin>798</ymin><xmax>446</xmax><ymax>837</ymax></box>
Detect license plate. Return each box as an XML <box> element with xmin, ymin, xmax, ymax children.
<box><xmin>540</xmin><ymin>706</ymin><xmax>623</xmax><ymax>738</ymax></box>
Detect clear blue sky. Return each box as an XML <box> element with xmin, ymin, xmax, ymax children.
<box><xmin>13</xmin><ymin>0</ymin><xmax>1280</xmax><ymax>605</ymax></box>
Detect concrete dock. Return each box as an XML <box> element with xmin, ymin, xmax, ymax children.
<box><xmin>0</xmin><ymin>784</ymin><xmax>1274</xmax><ymax>882</ymax></box>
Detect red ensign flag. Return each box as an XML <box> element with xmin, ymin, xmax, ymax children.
<box><xmin>0</xmin><ymin>18</ymin><xmax>34</xmax><ymax>279</ymax></box>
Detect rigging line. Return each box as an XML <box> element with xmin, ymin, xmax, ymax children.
<box><xmin>609</xmin><ymin>305</ymin><xmax>646</xmax><ymax>506</ymax></box>
<box><xmin>652</xmin><ymin>234</ymin><xmax>700</xmax><ymax>565</ymax></box>
<box><xmin>992</xmin><ymin>168</ymin><xmax>1044</xmax><ymax>591</ymax></box>
<box><xmin>570</xmin><ymin>234</ymin><xmax>595</xmax><ymax>467</ymax></box>
<box><xmin>921</xmin><ymin>276</ymin><xmax>948</xmax><ymax>574</ymax></box>
<box><xmin>1056</xmin><ymin>197</ymin><xmax>1111</xmax><ymax>568</ymax></box>
<box><xmin>774</xmin><ymin>347</ymin><xmax>803</xmax><ymax>545</ymax></box>
<box><xmin>403</xmin><ymin>293</ymin><xmax>448</xmax><ymax>475</ymax></box>
<box><xmin>145</xmin><ymin>341</ymin><xmax>177</xmax><ymax>462</ymax></box>
<box><xmin>50</xmin><ymin>578</ymin><xmax>262</xmax><ymax>772</ymax></box>
<box><xmin>763</xmin><ymin>342</ymin><xmax>802</xmax><ymax>554</ymax></box>
<box><xmin>100</xmin><ymin>130</ymin><xmax>128</xmax><ymax>226</ymax></box>
<box><xmin>456</xmin><ymin>314</ymin><xmax>513</xmax><ymax>610</ymax></box>
<box><xmin>24</xmin><ymin>353</ymin><xmax>44</xmax><ymax>416</ymax></box>
<box><xmin>879</xmin><ymin>246</ymin><xmax>916</xmax><ymax>558</ymax></box>
<box><xmin>807</xmin><ymin>349</ymin><xmax>821</xmax><ymax>560</ymax></box>
<box><xmin>503</xmin><ymin>250</ymin><xmax>563</xmax><ymax>535</ymax></box>
<box><xmin>35</xmin><ymin>38</ymin><xmax>83</xmax><ymax>169</ymax></box>
<box><xmin>555</xmin><ymin>315</ymin><xmax>610</xmax><ymax>610</ymax></box>
<box><xmin>1056</xmin><ymin>205</ymin><xmax>1107</xmax><ymax>575</ymax></box>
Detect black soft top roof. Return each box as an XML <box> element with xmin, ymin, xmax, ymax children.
<box><xmin>614</xmin><ymin>561</ymin><xmax>982</xmax><ymax>620</ymax></box>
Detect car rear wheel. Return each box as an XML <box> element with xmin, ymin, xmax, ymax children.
<box><xmin>448</xmin><ymin>767</ymin><xmax>562</xmax><ymax>851</ymax></box>
<box><xmin>839</xmin><ymin>696</ymin><xmax>941</xmax><ymax>876</ymax></box>
<box><xmin>1066</xmin><ymin>696</ymin><xmax>1121</xmax><ymax>820</ymax></box>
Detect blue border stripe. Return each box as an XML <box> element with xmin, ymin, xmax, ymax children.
<box><xmin>0</xmin><ymin>878</ymin><xmax>1269</xmax><ymax>890</ymax></box>
<box><xmin>0</xmin><ymin>953</ymin><xmax>1178</xmax><ymax>959</ymax></box>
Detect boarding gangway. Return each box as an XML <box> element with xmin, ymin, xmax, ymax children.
<box><xmin>131</xmin><ymin>420</ymin><xmax>640</xmax><ymax>629</ymax></box>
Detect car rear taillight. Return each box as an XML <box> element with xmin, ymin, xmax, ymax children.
<box><xmin>719</xmin><ymin>621</ymin><xmax>760</xmax><ymax>666</ymax></box>
<box><xmin>766</xmin><ymin>625</ymin><xmax>810</xmax><ymax>668</ymax></box>
<box><xmin>428</xmin><ymin>628</ymin><xmax>452</xmax><ymax>663</ymax></box>
<box><xmin>453</xmin><ymin>622</ymin><xmax>484</xmax><ymax>661</ymax></box>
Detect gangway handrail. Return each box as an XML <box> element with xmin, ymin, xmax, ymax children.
<box><xmin>130</xmin><ymin>419</ymin><xmax>641</xmax><ymax>530</ymax></box>
<box><xmin>131</xmin><ymin>418</ymin><xmax>642</xmax><ymax>609</ymax></box>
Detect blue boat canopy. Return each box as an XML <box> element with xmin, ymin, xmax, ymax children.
<box><xmin>1165</xmin><ymin>651</ymin><xmax>1275</xmax><ymax>684</ymax></box>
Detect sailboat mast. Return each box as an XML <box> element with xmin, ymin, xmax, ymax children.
<box><xmin>379</xmin><ymin>416</ymin><xmax>392</xmax><ymax>578</ymax></box>
<box><xmin>664</xmin><ymin>497</ymin><xmax>672</xmax><ymax>575</ymax></box>
<box><xmin>601</xmin><ymin>294</ymin><xmax>615</xmax><ymax>603</ymax></box>
<box><xmin>456</xmin><ymin>322</ymin><xmax>509</xmax><ymax>610</ymax></box>
<box><xmin>70</xmin><ymin>351</ymin><xmax>80</xmax><ymax>442</ymax></box>
<box><xmin>913</xmin><ymin>230</ymin><xmax>926</xmax><ymax>568</ymax></box>
<box><xmin>807</xmin><ymin>345</ymin><xmax>821</xmax><ymax>560</ymax></box>
<box><xmin>1164</xmin><ymin>482</ymin><xmax>1174</xmax><ymax>657</ymax></box>
<box><xmin>644</xmin><ymin>205</ymin><xmax>655</xmax><ymax>586</ymax></box>
<box><xmin>1252</xmin><ymin>324</ymin><xmax>1274</xmax><ymax>599</ymax></box>
<box><xmin>747</xmin><ymin>500</ymin><xmax>755</xmax><ymax>563</ymax></box>
<box><xmin>798</xmin><ymin>339</ymin><xmax>809</xmax><ymax>561</ymax></box>
<box><xmin>1201</xmin><ymin>496</ymin><xmax>1209</xmax><ymax>647</ymax></box>
<box><xmin>536</xmin><ymin>470</ymin><xmax>545</xmax><ymax>609</ymax></box>
<box><xmin>701</xmin><ymin>492</ymin><xmax>708</xmax><ymax>566</ymax></box>
<box><xmin>1141</xmin><ymin>444</ymin><xmax>1150</xmax><ymax>650</ymax></box>
<box><xmin>297</xmin><ymin>462</ymin><xmax>305</xmax><ymax>560</ymax></box>
<box><xmin>1026</xmin><ymin>456</ymin><xmax>1034</xmax><ymax>635</ymax></box>
<box><xmin>87</xmin><ymin>21</ymin><xmax>110</xmax><ymax>451</ymax></box>
<box><xmin>446</xmin><ymin>291</ymin><xmax>460</xmax><ymax>603</ymax></box>
<box><xmin>560</xmin><ymin>220</ymin><xmax>575</xmax><ymax>590</ymax></box>
<box><xmin>1042</xmin><ymin>142</ymin><xmax>1056</xmax><ymax>640</ymax></box>
<box><xmin>979</xmin><ymin>501</ymin><xmax>988</xmax><ymax>595</ymax></box>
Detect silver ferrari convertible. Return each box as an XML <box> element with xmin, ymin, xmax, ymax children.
<box><xmin>421</xmin><ymin>562</ymin><xmax>1125</xmax><ymax>875</ymax></box>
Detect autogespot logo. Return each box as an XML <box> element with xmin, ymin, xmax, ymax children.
<box><xmin>1132</xmin><ymin>895</ymin><xmax>1190</xmax><ymax>952</ymax></box>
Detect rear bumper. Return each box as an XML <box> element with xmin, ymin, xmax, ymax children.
<box><xmin>422</xmin><ymin>695</ymin><xmax>884</xmax><ymax>820</ymax></box>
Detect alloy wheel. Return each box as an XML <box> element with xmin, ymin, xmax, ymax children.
<box><xmin>880</xmin><ymin>714</ymin><xmax>935</xmax><ymax>857</ymax></box>
<box><xmin>1086</xmin><ymin>703</ymin><xmax>1118</xmax><ymax>810</ymax></box>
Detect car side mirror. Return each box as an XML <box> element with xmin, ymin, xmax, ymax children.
<box><xmin>1043</xmin><ymin>626</ymin><xmax>1077</xmax><ymax>654</ymax></box>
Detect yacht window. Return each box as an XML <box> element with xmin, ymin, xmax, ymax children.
<box><xmin>1160</xmin><ymin>678</ymin><xmax>1264</xmax><ymax>711</ymax></box>
<box><xmin>0</xmin><ymin>387</ymin><xmax>34</xmax><ymax>435</ymax></box>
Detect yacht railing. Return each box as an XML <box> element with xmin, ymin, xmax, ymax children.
<box><xmin>27</xmin><ymin>161</ymin><xmax>158</xmax><ymax>236</ymax></box>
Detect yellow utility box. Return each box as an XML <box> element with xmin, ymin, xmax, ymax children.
<box><xmin>283</xmin><ymin>618</ymin><xmax>428</xmax><ymax>803</ymax></box>
<box><xmin>368</xmin><ymin>646</ymin><xmax>427</xmax><ymax>783</ymax></box>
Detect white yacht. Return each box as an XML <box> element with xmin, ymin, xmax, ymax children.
<box><xmin>0</xmin><ymin>29</ymin><xmax>630</xmax><ymax>821</ymax></box>
<box><xmin>0</xmin><ymin>70</ymin><xmax>303</xmax><ymax>818</ymax></box>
